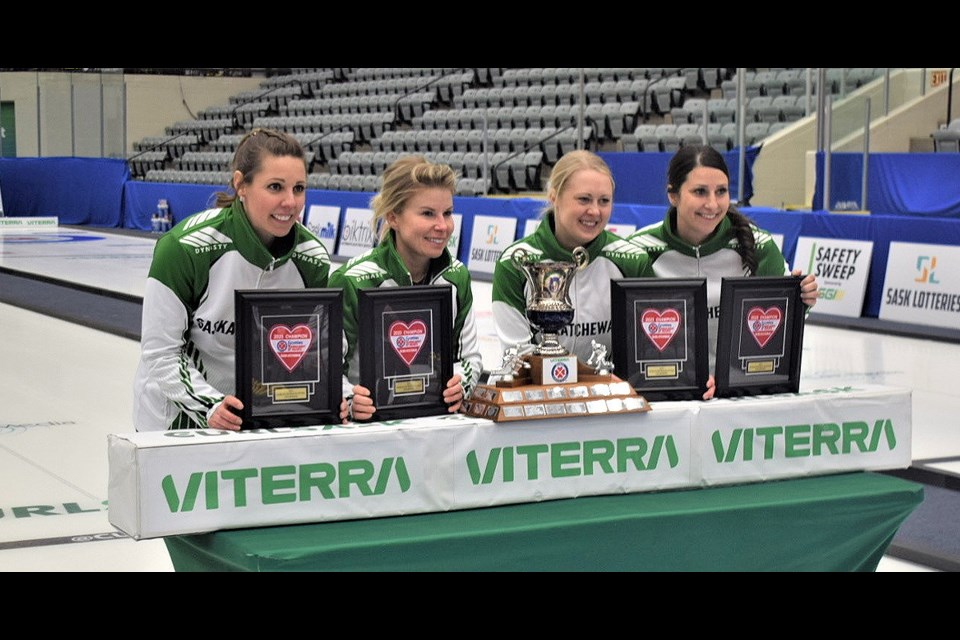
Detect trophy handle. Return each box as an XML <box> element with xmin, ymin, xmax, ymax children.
<box><xmin>572</xmin><ymin>246</ymin><xmax>589</xmax><ymax>270</ymax></box>
<box><xmin>510</xmin><ymin>248</ymin><xmax>529</xmax><ymax>270</ymax></box>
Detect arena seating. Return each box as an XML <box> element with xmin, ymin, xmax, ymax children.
<box><xmin>129</xmin><ymin>68</ymin><xmax>844</xmax><ymax>194</ymax></box>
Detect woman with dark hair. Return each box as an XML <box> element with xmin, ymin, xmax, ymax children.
<box><xmin>133</xmin><ymin>128</ymin><xmax>333</xmax><ymax>431</ymax></box>
<box><xmin>628</xmin><ymin>144</ymin><xmax>818</xmax><ymax>398</ymax></box>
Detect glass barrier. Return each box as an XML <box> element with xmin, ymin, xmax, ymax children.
<box><xmin>824</xmin><ymin>68</ymin><xmax>939</xmax><ymax>145</ymax></box>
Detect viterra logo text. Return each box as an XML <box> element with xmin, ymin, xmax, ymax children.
<box><xmin>161</xmin><ymin>457</ymin><xmax>410</xmax><ymax>512</ymax></box>
<box><xmin>466</xmin><ymin>436</ymin><xmax>679</xmax><ymax>484</ymax></box>
<box><xmin>711</xmin><ymin>419</ymin><xmax>897</xmax><ymax>462</ymax></box>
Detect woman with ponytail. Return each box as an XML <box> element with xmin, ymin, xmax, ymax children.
<box><xmin>628</xmin><ymin>144</ymin><xmax>818</xmax><ymax>399</ymax></box>
<box><xmin>133</xmin><ymin>128</ymin><xmax>335</xmax><ymax>431</ymax></box>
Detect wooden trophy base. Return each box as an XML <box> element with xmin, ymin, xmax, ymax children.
<box><xmin>465</xmin><ymin>354</ymin><xmax>651</xmax><ymax>423</ymax></box>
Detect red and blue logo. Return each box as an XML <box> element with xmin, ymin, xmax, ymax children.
<box><xmin>551</xmin><ymin>362</ymin><xmax>569</xmax><ymax>383</ymax></box>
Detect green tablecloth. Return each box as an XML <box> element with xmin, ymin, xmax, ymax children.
<box><xmin>164</xmin><ymin>471</ymin><xmax>922</xmax><ymax>572</ymax></box>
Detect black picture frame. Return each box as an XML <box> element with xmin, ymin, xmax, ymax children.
<box><xmin>235</xmin><ymin>289</ymin><xmax>343</xmax><ymax>429</ymax></box>
<box><xmin>715</xmin><ymin>275</ymin><xmax>806</xmax><ymax>398</ymax></box>
<box><xmin>610</xmin><ymin>278</ymin><xmax>710</xmax><ymax>401</ymax></box>
<box><xmin>358</xmin><ymin>284</ymin><xmax>453</xmax><ymax>421</ymax></box>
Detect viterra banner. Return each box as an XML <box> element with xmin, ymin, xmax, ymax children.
<box><xmin>108</xmin><ymin>384</ymin><xmax>910</xmax><ymax>540</ymax></box>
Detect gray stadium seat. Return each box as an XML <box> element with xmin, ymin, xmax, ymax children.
<box><xmin>493</xmin><ymin>128</ymin><xmax>513</xmax><ymax>153</ymax></box>
<box><xmin>440</xmin><ymin>129</ymin><xmax>458</xmax><ymax>153</ymax></box>
<box><xmin>683</xmin><ymin>97</ymin><xmax>709</xmax><ymax>124</ymax></box>
<box><xmin>634</xmin><ymin>124</ymin><xmax>660</xmax><ymax>152</ymax></box>
<box><xmin>446</xmin><ymin>151</ymin><xmax>466</xmax><ymax>176</ymax></box>
<box><xmin>655</xmin><ymin>123</ymin><xmax>680</xmax><ymax>152</ymax></box>
<box><xmin>932</xmin><ymin>118</ymin><xmax>960</xmax><ymax>152</ymax></box>
<box><xmin>745</xmin><ymin>122</ymin><xmax>771</xmax><ymax>145</ymax></box>
<box><xmin>467</xmin><ymin>129</ymin><xmax>488</xmax><ymax>153</ymax></box>
<box><xmin>490</xmin><ymin>151</ymin><xmax>512</xmax><ymax>192</ymax></box>
<box><xmin>557</xmin><ymin>126</ymin><xmax>593</xmax><ymax>156</ymax></box>
<box><xmin>462</xmin><ymin>151</ymin><xmax>482</xmax><ymax>179</ymax></box>
<box><xmin>584</xmin><ymin>103</ymin><xmax>606</xmax><ymax>139</ymax></box>
<box><xmin>510</xmin><ymin>128</ymin><xmax>528</xmax><ymax>152</ymax></box>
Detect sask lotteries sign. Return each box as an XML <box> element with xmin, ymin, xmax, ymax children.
<box><xmin>879</xmin><ymin>241</ymin><xmax>960</xmax><ymax>330</ymax></box>
<box><xmin>467</xmin><ymin>214</ymin><xmax>517</xmax><ymax>275</ymax></box>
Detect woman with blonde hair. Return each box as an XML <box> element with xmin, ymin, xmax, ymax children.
<box><xmin>330</xmin><ymin>155</ymin><xmax>483</xmax><ymax>421</ymax></box>
<box><xmin>491</xmin><ymin>149</ymin><xmax>652</xmax><ymax>364</ymax></box>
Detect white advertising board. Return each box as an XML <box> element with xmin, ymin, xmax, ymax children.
<box><xmin>879</xmin><ymin>241</ymin><xmax>960</xmax><ymax>329</ymax></box>
<box><xmin>467</xmin><ymin>214</ymin><xmax>517</xmax><ymax>275</ymax></box>
<box><xmin>793</xmin><ymin>236</ymin><xmax>874</xmax><ymax>317</ymax></box>
<box><xmin>304</xmin><ymin>205</ymin><xmax>341</xmax><ymax>256</ymax></box>
<box><xmin>337</xmin><ymin>207</ymin><xmax>377</xmax><ymax>258</ymax></box>
<box><xmin>446</xmin><ymin>213</ymin><xmax>463</xmax><ymax>259</ymax></box>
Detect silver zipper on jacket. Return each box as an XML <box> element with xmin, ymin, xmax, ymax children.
<box><xmin>255</xmin><ymin>258</ymin><xmax>280</xmax><ymax>288</ymax></box>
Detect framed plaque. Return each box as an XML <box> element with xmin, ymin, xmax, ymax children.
<box><xmin>358</xmin><ymin>284</ymin><xmax>453</xmax><ymax>421</ymax></box>
<box><xmin>715</xmin><ymin>276</ymin><xmax>805</xmax><ymax>398</ymax></box>
<box><xmin>235</xmin><ymin>289</ymin><xmax>343</xmax><ymax>429</ymax></box>
<box><xmin>610</xmin><ymin>277</ymin><xmax>709</xmax><ymax>401</ymax></box>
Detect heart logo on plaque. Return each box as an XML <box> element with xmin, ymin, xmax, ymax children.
<box><xmin>746</xmin><ymin>306</ymin><xmax>782</xmax><ymax>348</ymax></box>
<box><xmin>389</xmin><ymin>320</ymin><xmax>427</xmax><ymax>366</ymax></box>
<box><xmin>268</xmin><ymin>324</ymin><xmax>313</xmax><ymax>372</ymax></box>
<box><xmin>640</xmin><ymin>308</ymin><xmax>681</xmax><ymax>352</ymax></box>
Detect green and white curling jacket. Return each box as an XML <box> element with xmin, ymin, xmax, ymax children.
<box><xmin>491</xmin><ymin>213</ymin><xmax>653</xmax><ymax>364</ymax></box>
<box><xmin>328</xmin><ymin>230</ymin><xmax>483</xmax><ymax>399</ymax></box>
<box><xmin>133</xmin><ymin>202</ymin><xmax>331</xmax><ymax>431</ymax></box>
<box><xmin>627</xmin><ymin>210</ymin><xmax>790</xmax><ymax>369</ymax></box>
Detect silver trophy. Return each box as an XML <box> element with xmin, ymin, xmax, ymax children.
<box><xmin>511</xmin><ymin>246</ymin><xmax>589</xmax><ymax>356</ymax></box>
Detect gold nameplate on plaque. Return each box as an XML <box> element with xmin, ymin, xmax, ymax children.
<box><xmin>270</xmin><ymin>385</ymin><xmax>310</xmax><ymax>402</ymax></box>
<box><xmin>646</xmin><ymin>364</ymin><xmax>679</xmax><ymax>379</ymax></box>
<box><xmin>395</xmin><ymin>379</ymin><xmax>425</xmax><ymax>394</ymax></box>
<box><xmin>746</xmin><ymin>360</ymin><xmax>776</xmax><ymax>374</ymax></box>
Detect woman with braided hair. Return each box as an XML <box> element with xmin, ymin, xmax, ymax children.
<box><xmin>627</xmin><ymin>144</ymin><xmax>818</xmax><ymax>399</ymax></box>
